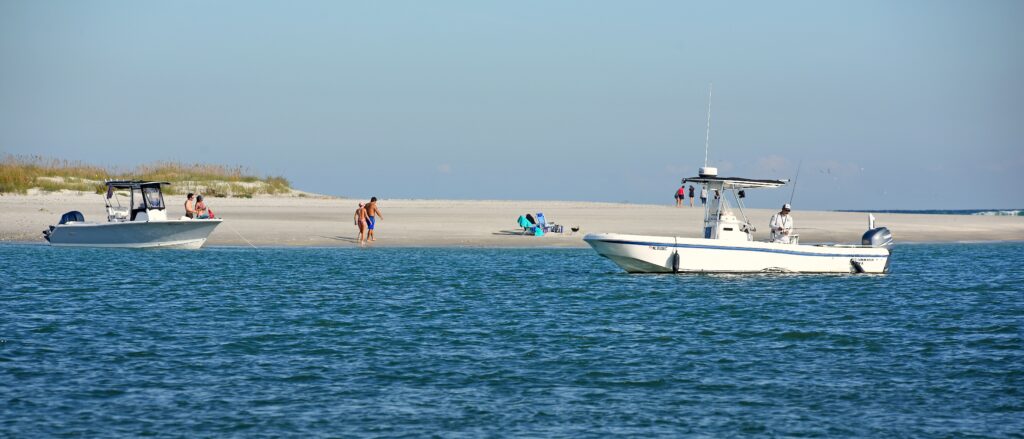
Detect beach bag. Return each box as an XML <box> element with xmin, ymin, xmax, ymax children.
<box><xmin>208</xmin><ymin>208</ymin><xmax>215</xmax><ymax>219</ymax></box>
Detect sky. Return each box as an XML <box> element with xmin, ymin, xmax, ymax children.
<box><xmin>1</xmin><ymin>0</ymin><xmax>1021</xmax><ymax>209</ymax></box>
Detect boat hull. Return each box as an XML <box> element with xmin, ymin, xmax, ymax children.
<box><xmin>584</xmin><ymin>233</ymin><xmax>890</xmax><ymax>274</ymax></box>
<box><xmin>46</xmin><ymin>220</ymin><xmax>222</xmax><ymax>249</ymax></box>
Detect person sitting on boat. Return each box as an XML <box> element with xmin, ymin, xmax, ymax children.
<box><xmin>184</xmin><ymin>193</ymin><xmax>196</xmax><ymax>218</ymax></box>
<box><xmin>770</xmin><ymin>203</ymin><xmax>794</xmax><ymax>243</ymax></box>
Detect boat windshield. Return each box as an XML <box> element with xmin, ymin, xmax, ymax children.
<box><xmin>131</xmin><ymin>188</ymin><xmax>145</xmax><ymax>211</ymax></box>
<box><xmin>143</xmin><ymin>186</ymin><xmax>164</xmax><ymax>210</ymax></box>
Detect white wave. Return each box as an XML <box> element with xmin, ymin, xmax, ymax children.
<box><xmin>971</xmin><ymin>210</ymin><xmax>1022</xmax><ymax>216</ymax></box>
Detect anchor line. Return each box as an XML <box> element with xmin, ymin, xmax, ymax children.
<box><xmin>224</xmin><ymin>220</ymin><xmax>257</xmax><ymax>249</ymax></box>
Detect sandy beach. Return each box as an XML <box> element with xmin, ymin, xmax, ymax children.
<box><xmin>1</xmin><ymin>192</ymin><xmax>1021</xmax><ymax>247</ymax></box>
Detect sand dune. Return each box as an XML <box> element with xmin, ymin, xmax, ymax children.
<box><xmin>2</xmin><ymin>192</ymin><xmax>1022</xmax><ymax>247</ymax></box>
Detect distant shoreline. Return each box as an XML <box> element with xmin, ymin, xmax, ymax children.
<box><xmin>3</xmin><ymin>192</ymin><xmax>1023</xmax><ymax>247</ymax></box>
<box><xmin>3</xmin><ymin>240</ymin><xmax>1024</xmax><ymax>249</ymax></box>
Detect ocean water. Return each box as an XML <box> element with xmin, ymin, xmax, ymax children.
<box><xmin>1</xmin><ymin>243</ymin><xmax>1022</xmax><ymax>437</ymax></box>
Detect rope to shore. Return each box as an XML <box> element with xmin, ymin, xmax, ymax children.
<box><xmin>224</xmin><ymin>220</ymin><xmax>257</xmax><ymax>249</ymax></box>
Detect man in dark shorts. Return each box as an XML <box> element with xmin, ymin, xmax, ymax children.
<box><xmin>688</xmin><ymin>185</ymin><xmax>695</xmax><ymax>207</ymax></box>
<box><xmin>364</xmin><ymin>197</ymin><xmax>383</xmax><ymax>242</ymax></box>
<box><xmin>675</xmin><ymin>185</ymin><xmax>686</xmax><ymax>207</ymax></box>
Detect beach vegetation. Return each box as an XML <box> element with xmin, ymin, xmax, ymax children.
<box><xmin>0</xmin><ymin>155</ymin><xmax>293</xmax><ymax>197</ymax></box>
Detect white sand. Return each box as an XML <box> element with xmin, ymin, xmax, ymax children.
<box><xmin>2</xmin><ymin>192</ymin><xmax>1022</xmax><ymax>247</ymax></box>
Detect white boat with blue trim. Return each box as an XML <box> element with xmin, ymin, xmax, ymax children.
<box><xmin>43</xmin><ymin>180</ymin><xmax>222</xmax><ymax>249</ymax></box>
<box><xmin>584</xmin><ymin>167</ymin><xmax>893</xmax><ymax>274</ymax></box>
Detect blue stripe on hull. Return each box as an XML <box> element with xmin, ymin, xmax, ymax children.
<box><xmin>589</xmin><ymin>239</ymin><xmax>888</xmax><ymax>259</ymax></box>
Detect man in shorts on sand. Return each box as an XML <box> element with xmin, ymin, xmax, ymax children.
<box><xmin>364</xmin><ymin>197</ymin><xmax>383</xmax><ymax>242</ymax></box>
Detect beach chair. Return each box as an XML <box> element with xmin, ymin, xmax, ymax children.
<box><xmin>536</xmin><ymin>212</ymin><xmax>561</xmax><ymax>233</ymax></box>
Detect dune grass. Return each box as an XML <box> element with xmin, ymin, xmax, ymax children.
<box><xmin>0</xmin><ymin>155</ymin><xmax>292</xmax><ymax>196</ymax></box>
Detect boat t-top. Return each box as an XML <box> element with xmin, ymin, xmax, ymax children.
<box><xmin>43</xmin><ymin>180</ymin><xmax>222</xmax><ymax>249</ymax></box>
<box><xmin>584</xmin><ymin>166</ymin><xmax>892</xmax><ymax>274</ymax></box>
<box><xmin>584</xmin><ymin>85</ymin><xmax>892</xmax><ymax>274</ymax></box>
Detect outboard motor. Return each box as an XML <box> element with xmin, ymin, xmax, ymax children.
<box><xmin>45</xmin><ymin>211</ymin><xmax>84</xmax><ymax>242</ymax></box>
<box><xmin>59</xmin><ymin>211</ymin><xmax>84</xmax><ymax>224</ymax></box>
<box><xmin>862</xmin><ymin>227</ymin><xmax>893</xmax><ymax>249</ymax></box>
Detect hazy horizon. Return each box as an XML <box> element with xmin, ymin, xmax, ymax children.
<box><xmin>1</xmin><ymin>1</ymin><xmax>1021</xmax><ymax>210</ymax></box>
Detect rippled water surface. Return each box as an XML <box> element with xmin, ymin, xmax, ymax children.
<box><xmin>2</xmin><ymin>243</ymin><xmax>1022</xmax><ymax>437</ymax></box>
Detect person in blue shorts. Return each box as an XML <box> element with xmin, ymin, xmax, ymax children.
<box><xmin>364</xmin><ymin>197</ymin><xmax>383</xmax><ymax>242</ymax></box>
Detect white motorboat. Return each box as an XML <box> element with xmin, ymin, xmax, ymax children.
<box><xmin>44</xmin><ymin>181</ymin><xmax>222</xmax><ymax>249</ymax></box>
<box><xmin>584</xmin><ymin>167</ymin><xmax>893</xmax><ymax>274</ymax></box>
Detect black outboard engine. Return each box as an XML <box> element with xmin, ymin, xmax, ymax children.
<box><xmin>59</xmin><ymin>211</ymin><xmax>85</xmax><ymax>224</ymax></box>
<box><xmin>862</xmin><ymin>227</ymin><xmax>893</xmax><ymax>249</ymax></box>
<box><xmin>44</xmin><ymin>211</ymin><xmax>85</xmax><ymax>242</ymax></box>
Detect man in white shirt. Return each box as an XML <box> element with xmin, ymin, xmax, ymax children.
<box><xmin>770</xmin><ymin>203</ymin><xmax>794</xmax><ymax>243</ymax></box>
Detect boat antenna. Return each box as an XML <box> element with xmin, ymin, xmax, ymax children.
<box><xmin>703</xmin><ymin>83</ymin><xmax>713</xmax><ymax>168</ymax></box>
<box><xmin>788</xmin><ymin>159</ymin><xmax>802</xmax><ymax>205</ymax></box>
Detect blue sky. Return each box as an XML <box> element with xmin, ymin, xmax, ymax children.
<box><xmin>1</xmin><ymin>1</ymin><xmax>1021</xmax><ymax>209</ymax></box>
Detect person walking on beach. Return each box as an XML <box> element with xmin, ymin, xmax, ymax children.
<box><xmin>184</xmin><ymin>193</ymin><xmax>196</xmax><ymax>218</ymax></box>
<box><xmin>700</xmin><ymin>186</ymin><xmax>708</xmax><ymax>206</ymax></box>
<box><xmin>688</xmin><ymin>185</ymin><xmax>695</xmax><ymax>207</ymax></box>
<box><xmin>364</xmin><ymin>197</ymin><xmax>383</xmax><ymax>242</ymax></box>
<box><xmin>354</xmin><ymin>202</ymin><xmax>368</xmax><ymax>244</ymax></box>
<box><xmin>675</xmin><ymin>185</ymin><xmax>686</xmax><ymax>207</ymax></box>
<box><xmin>769</xmin><ymin>203</ymin><xmax>794</xmax><ymax>243</ymax></box>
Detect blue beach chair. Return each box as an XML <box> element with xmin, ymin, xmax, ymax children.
<box><xmin>536</xmin><ymin>213</ymin><xmax>549</xmax><ymax>231</ymax></box>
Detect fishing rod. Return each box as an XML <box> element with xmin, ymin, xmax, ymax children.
<box><xmin>788</xmin><ymin>160</ymin><xmax>802</xmax><ymax>206</ymax></box>
<box><xmin>703</xmin><ymin>83</ymin><xmax>713</xmax><ymax>169</ymax></box>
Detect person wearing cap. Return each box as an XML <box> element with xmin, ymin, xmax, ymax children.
<box><xmin>770</xmin><ymin>204</ymin><xmax>794</xmax><ymax>243</ymax></box>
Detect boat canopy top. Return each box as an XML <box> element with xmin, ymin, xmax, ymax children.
<box><xmin>104</xmin><ymin>180</ymin><xmax>171</xmax><ymax>189</ymax></box>
<box><xmin>681</xmin><ymin>176</ymin><xmax>787</xmax><ymax>189</ymax></box>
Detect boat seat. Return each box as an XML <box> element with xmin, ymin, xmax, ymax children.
<box><xmin>107</xmin><ymin>206</ymin><xmax>129</xmax><ymax>222</ymax></box>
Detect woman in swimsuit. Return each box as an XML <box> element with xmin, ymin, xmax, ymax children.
<box><xmin>354</xmin><ymin>203</ymin><xmax>368</xmax><ymax>244</ymax></box>
<box><xmin>195</xmin><ymin>195</ymin><xmax>209</xmax><ymax>219</ymax></box>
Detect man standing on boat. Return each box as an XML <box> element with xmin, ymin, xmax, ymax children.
<box><xmin>770</xmin><ymin>204</ymin><xmax>794</xmax><ymax>243</ymax></box>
